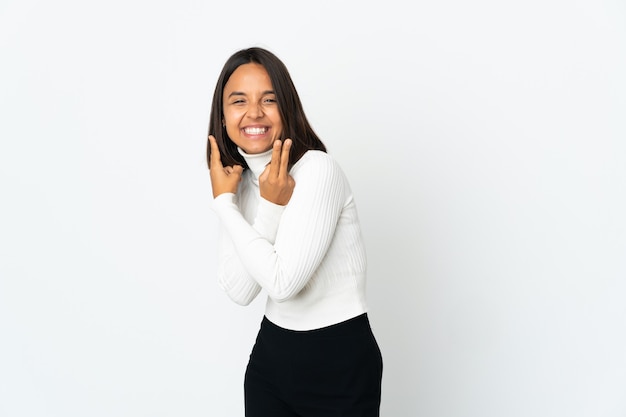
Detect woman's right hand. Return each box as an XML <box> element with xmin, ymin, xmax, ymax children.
<box><xmin>259</xmin><ymin>139</ymin><xmax>296</xmax><ymax>206</ymax></box>
<box><xmin>208</xmin><ymin>135</ymin><xmax>243</xmax><ymax>198</ymax></box>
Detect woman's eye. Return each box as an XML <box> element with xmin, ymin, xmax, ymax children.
<box><xmin>264</xmin><ymin>98</ymin><xmax>277</xmax><ymax>103</ymax></box>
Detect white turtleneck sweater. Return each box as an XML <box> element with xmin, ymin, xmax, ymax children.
<box><xmin>212</xmin><ymin>148</ymin><xmax>368</xmax><ymax>331</ymax></box>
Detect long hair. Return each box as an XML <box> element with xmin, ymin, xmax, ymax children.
<box><xmin>207</xmin><ymin>47</ymin><xmax>326</xmax><ymax>170</ymax></box>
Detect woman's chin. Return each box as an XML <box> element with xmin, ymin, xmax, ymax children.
<box><xmin>240</xmin><ymin>140</ymin><xmax>274</xmax><ymax>155</ymax></box>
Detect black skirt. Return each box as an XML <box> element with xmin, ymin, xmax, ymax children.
<box><xmin>244</xmin><ymin>313</ymin><xmax>383</xmax><ymax>417</ymax></box>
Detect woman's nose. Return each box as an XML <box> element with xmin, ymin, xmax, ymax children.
<box><xmin>247</xmin><ymin>103</ymin><xmax>264</xmax><ymax>119</ymax></box>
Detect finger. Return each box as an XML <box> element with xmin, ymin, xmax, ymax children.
<box><xmin>269</xmin><ymin>139</ymin><xmax>282</xmax><ymax>178</ymax></box>
<box><xmin>208</xmin><ymin>135</ymin><xmax>223</xmax><ymax>168</ymax></box>
<box><xmin>225</xmin><ymin>165</ymin><xmax>243</xmax><ymax>175</ymax></box>
<box><xmin>259</xmin><ymin>163</ymin><xmax>270</xmax><ymax>182</ymax></box>
<box><xmin>279</xmin><ymin>139</ymin><xmax>292</xmax><ymax>177</ymax></box>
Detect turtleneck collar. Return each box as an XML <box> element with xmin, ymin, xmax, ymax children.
<box><xmin>238</xmin><ymin>147</ymin><xmax>272</xmax><ymax>181</ymax></box>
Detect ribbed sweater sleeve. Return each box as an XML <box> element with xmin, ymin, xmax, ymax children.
<box><xmin>212</xmin><ymin>151</ymin><xmax>347</xmax><ymax>303</ymax></box>
<box><xmin>217</xmin><ymin>197</ymin><xmax>286</xmax><ymax>305</ymax></box>
<box><xmin>216</xmin><ymin>226</ymin><xmax>261</xmax><ymax>305</ymax></box>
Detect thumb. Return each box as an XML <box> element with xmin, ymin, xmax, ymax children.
<box><xmin>258</xmin><ymin>164</ymin><xmax>270</xmax><ymax>181</ymax></box>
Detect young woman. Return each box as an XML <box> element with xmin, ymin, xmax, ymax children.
<box><xmin>207</xmin><ymin>47</ymin><xmax>383</xmax><ymax>416</ymax></box>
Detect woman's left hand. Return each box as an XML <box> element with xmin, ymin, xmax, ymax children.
<box><xmin>259</xmin><ymin>139</ymin><xmax>296</xmax><ymax>206</ymax></box>
<box><xmin>208</xmin><ymin>135</ymin><xmax>244</xmax><ymax>198</ymax></box>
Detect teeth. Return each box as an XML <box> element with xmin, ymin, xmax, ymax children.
<box><xmin>244</xmin><ymin>127</ymin><xmax>267</xmax><ymax>135</ymax></box>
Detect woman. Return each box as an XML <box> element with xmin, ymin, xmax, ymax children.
<box><xmin>207</xmin><ymin>47</ymin><xmax>382</xmax><ymax>416</ymax></box>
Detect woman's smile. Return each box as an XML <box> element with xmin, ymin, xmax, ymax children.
<box><xmin>222</xmin><ymin>63</ymin><xmax>283</xmax><ymax>154</ymax></box>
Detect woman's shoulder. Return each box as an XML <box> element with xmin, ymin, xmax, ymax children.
<box><xmin>291</xmin><ymin>150</ymin><xmax>350</xmax><ymax>187</ymax></box>
<box><xmin>293</xmin><ymin>150</ymin><xmax>341</xmax><ymax>173</ymax></box>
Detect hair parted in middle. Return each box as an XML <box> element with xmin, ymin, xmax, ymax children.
<box><xmin>207</xmin><ymin>47</ymin><xmax>326</xmax><ymax>170</ymax></box>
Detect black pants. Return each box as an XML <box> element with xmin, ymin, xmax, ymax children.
<box><xmin>244</xmin><ymin>314</ymin><xmax>383</xmax><ymax>417</ymax></box>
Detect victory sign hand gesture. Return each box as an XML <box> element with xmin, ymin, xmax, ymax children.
<box><xmin>208</xmin><ymin>135</ymin><xmax>244</xmax><ymax>198</ymax></box>
<box><xmin>259</xmin><ymin>139</ymin><xmax>295</xmax><ymax>206</ymax></box>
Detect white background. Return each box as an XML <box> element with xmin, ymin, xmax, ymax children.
<box><xmin>1</xmin><ymin>0</ymin><xmax>625</xmax><ymax>416</ymax></box>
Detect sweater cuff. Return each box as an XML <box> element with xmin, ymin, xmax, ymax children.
<box><xmin>253</xmin><ymin>197</ymin><xmax>285</xmax><ymax>242</ymax></box>
<box><xmin>212</xmin><ymin>193</ymin><xmax>238</xmax><ymax>215</ymax></box>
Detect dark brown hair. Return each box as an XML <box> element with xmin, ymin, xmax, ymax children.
<box><xmin>207</xmin><ymin>47</ymin><xmax>326</xmax><ymax>170</ymax></box>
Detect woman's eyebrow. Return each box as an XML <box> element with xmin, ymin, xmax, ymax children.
<box><xmin>227</xmin><ymin>90</ymin><xmax>275</xmax><ymax>98</ymax></box>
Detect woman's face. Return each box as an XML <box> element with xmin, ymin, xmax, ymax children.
<box><xmin>222</xmin><ymin>63</ymin><xmax>283</xmax><ymax>155</ymax></box>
